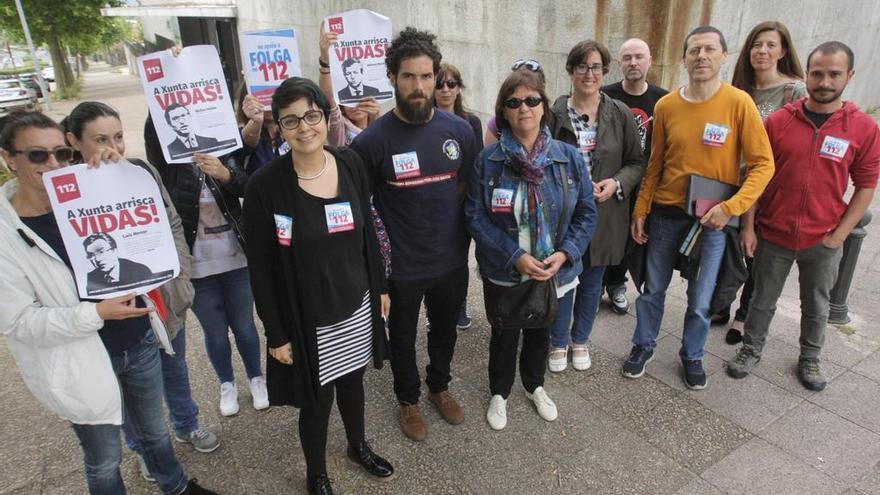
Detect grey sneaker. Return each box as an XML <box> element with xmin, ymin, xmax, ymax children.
<box><xmin>137</xmin><ymin>455</ymin><xmax>155</xmax><ymax>483</ymax></box>
<box><xmin>727</xmin><ymin>345</ymin><xmax>761</xmax><ymax>379</ymax></box>
<box><xmin>607</xmin><ymin>285</ymin><xmax>629</xmax><ymax>314</ymax></box>
<box><xmin>797</xmin><ymin>358</ymin><xmax>827</xmax><ymax>391</ymax></box>
<box><xmin>175</xmin><ymin>428</ymin><xmax>220</xmax><ymax>453</ymax></box>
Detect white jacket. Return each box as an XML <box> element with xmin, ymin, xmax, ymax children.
<box><xmin>1</xmin><ymin>179</ymin><xmax>137</xmax><ymax>425</ymax></box>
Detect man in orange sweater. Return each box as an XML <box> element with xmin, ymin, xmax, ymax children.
<box><xmin>623</xmin><ymin>26</ymin><xmax>774</xmax><ymax>389</ymax></box>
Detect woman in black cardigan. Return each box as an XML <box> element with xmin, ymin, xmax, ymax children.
<box><xmin>242</xmin><ymin>78</ymin><xmax>393</xmax><ymax>495</ymax></box>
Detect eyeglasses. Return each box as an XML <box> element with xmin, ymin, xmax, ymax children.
<box><xmin>503</xmin><ymin>96</ymin><xmax>543</xmax><ymax>109</ymax></box>
<box><xmin>278</xmin><ymin>110</ymin><xmax>324</xmax><ymax>130</ymax></box>
<box><xmin>8</xmin><ymin>146</ymin><xmax>74</xmax><ymax>164</ymax></box>
<box><xmin>511</xmin><ymin>59</ymin><xmax>542</xmax><ymax>72</ymax></box>
<box><xmin>436</xmin><ymin>79</ymin><xmax>459</xmax><ymax>90</ymax></box>
<box><xmin>574</xmin><ymin>64</ymin><xmax>606</xmax><ymax>75</ymax></box>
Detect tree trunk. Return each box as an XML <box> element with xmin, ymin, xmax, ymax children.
<box><xmin>46</xmin><ymin>33</ymin><xmax>73</xmax><ymax>93</ymax></box>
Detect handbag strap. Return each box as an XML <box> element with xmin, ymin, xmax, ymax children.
<box><xmin>555</xmin><ymin>153</ymin><xmax>569</xmax><ymax>247</ymax></box>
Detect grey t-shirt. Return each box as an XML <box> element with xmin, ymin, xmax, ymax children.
<box><xmin>754</xmin><ymin>80</ymin><xmax>807</xmax><ymax>120</ymax></box>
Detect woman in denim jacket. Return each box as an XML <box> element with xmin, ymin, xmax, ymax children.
<box><xmin>465</xmin><ymin>70</ymin><xmax>597</xmax><ymax>431</ymax></box>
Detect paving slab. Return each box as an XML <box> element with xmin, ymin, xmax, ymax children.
<box><xmin>853</xmin><ymin>349</ymin><xmax>880</xmax><ymax>382</ymax></box>
<box><xmin>650</xmin><ymin>333</ymin><xmax>725</xmax><ymax>392</ymax></box>
<box><xmin>748</xmin><ymin>337</ymin><xmax>847</xmax><ymax>398</ymax></box>
<box><xmin>673</xmin><ymin>477</ymin><xmax>724</xmax><ymax>495</ymax></box>
<box><xmin>855</xmin><ymin>461</ymin><xmax>880</xmax><ymax>495</ymax></box>
<box><xmin>810</xmin><ymin>371</ymin><xmax>880</xmax><ymax>436</ymax></box>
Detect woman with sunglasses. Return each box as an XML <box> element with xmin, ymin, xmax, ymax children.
<box><xmin>484</xmin><ymin>58</ymin><xmax>547</xmax><ymax>146</ymax></box>
<box><xmin>242</xmin><ymin>77</ymin><xmax>393</xmax><ymax>495</ymax></box>
<box><xmin>0</xmin><ymin>111</ymin><xmax>216</xmax><ymax>494</ymax></box>
<box><xmin>546</xmin><ymin>40</ymin><xmax>645</xmax><ymax>373</ymax></box>
<box><xmin>465</xmin><ymin>70</ymin><xmax>596</xmax><ymax>430</ymax></box>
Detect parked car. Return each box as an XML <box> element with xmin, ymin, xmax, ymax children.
<box><xmin>19</xmin><ymin>74</ymin><xmax>48</xmax><ymax>98</ymax></box>
<box><xmin>0</xmin><ymin>79</ymin><xmax>36</xmax><ymax>114</ymax></box>
<box><xmin>41</xmin><ymin>66</ymin><xmax>54</xmax><ymax>82</ymax></box>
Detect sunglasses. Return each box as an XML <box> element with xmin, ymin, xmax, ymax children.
<box><xmin>503</xmin><ymin>96</ymin><xmax>543</xmax><ymax>109</ymax></box>
<box><xmin>436</xmin><ymin>79</ymin><xmax>460</xmax><ymax>90</ymax></box>
<box><xmin>511</xmin><ymin>59</ymin><xmax>542</xmax><ymax>72</ymax></box>
<box><xmin>9</xmin><ymin>146</ymin><xmax>74</xmax><ymax>164</ymax></box>
<box><xmin>278</xmin><ymin>109</ymin><xmax>324</xmax><ymax>130</ymax></box>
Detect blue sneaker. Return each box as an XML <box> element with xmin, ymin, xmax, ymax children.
<box><xmin>456</xmin><ymin>306</ymin><xmax>471</xmax><ymax>330</ymax></box>
<box><xmin>622</xmin><ymin>345</ymin><xmax>654</xmax><ymax>378</ymax></box>
<box><xmin>682</xmin><ymin>359</ymin><xmax>708</xmax><ymax>390</ymax></box>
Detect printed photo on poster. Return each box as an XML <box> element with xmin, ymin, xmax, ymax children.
<box><xmin>324</xmin><ymin>9</ymin><xmax>394</xmax><ymax>107</ymax></box>
<box><xmin>42</xmin><ymin>161</ymin><xmax>181</xmax><ymax>299</ymax></box>
<box><xmin>240</xmin><ymin>28</ymin><xmax>303</xmax><ymax>109</ymax></box>
<box><xmin>138</xmin><ymin>45</ymin><xmax>242</xmax><ymax>164</ymax></box>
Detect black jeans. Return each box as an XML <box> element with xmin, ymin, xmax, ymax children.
<box><xmin>299</xmin><ymin>367</ymin><xmax>365</xmax><ymax>479</ymax></box>
<box><xmin>603</xmin><ymin>260</ymin><xmax>628</xmax><ymax>288</ymax></box>
<box><xmin>388</xmin><ymin>266</ymin><xmax>468</xmax><ymax>404</ymax></box>
<box><xmin>488</xmin><ymin>327</ymin><xmax>549</xmax><ymax>398</ymax></box>
<box><xmin>717</xmin><ymin>256</ymin><xmax>755</xmax><ymax>321</ymax></box>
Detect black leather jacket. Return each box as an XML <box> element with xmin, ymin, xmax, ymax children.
<box><xmin>144</xmin><ymin>115</ymin><xmax>248</xmax><ymax>252</ymax></box>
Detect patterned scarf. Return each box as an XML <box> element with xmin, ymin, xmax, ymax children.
<box><xmin>499</xmin><ymin>126</ymin><xmax>555</xmax><ymax>259</ymax></box>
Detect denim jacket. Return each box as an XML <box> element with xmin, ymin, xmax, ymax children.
<box><xmin>465</xmin><ymin>139</ymin><xmax>597</xmax><ymax>286</ymax></box>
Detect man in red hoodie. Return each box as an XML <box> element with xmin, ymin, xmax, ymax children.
<box><xmin>728</xmin><ymin>41</ymin><xmax>880</xmax><ymax>390</ymax></box>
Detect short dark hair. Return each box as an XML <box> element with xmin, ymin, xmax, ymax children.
<box><xmin>565</xmin><ymin>40</ymin><xmax>612</xmax><ymax>75</ymax></box>
<box><xmin>83</xmin><ymin>232</ymin><xmax>117</xmax><ymax>250</ymax></box>
<box><xmin>807</xmin><ymin>41</ymin><xmax>854</xmax><ymax>71</ymax></box>
<box><xmin>683</xmin><ymin>26</ymin><xmax>727</xmax><ymax>57</ymax></box>
<box><xmin>0</xmin><ymin>111</ymin><xmax>62</xmax><ymax>152</ymax></box>
<box><xmin>341</xmin><ymin>58</ymin><xmax>362</xmax><ymax>72</ymax></box>
<box><xmin>494</xmin><ymin>70</ymin><xmax>550</xmax><ymax>132</ymax></box>
<box><xmin>385</xmin><ymin>27</ymin><xmax>442</xmax><ymax>77</ymax></box>
<box><xmin>271</xmin><ymin>77</ymin><xmax>330</xmax><ymax>123</ymax></box>
<box><xmin>63</xmin><ymin>102</ymin><xmax>120</xmax><ymax>141</ymax></box>
<box><xmin>163</xmin><ymin>103</ymin><xmax>188</xmax><ymax>125</ymax></box>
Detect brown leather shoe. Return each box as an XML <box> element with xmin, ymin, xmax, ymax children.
<box><xmin>429</xmin><ymin>391</ymin><xmax>464</xmax><ymax>425</ymax></box>
<box><xmin>399</xmin><ymin>404</ymin><xmax>427</xmax><ymax>441</ymax></box>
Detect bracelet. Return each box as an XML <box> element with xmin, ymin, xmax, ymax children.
<box><xmin>318</xmin><ymin>58</ymin><xmax>330</xmax><ymax>68</ymax></box>
<box><xmin>319</xmin><ymin>67</ymin><xmax>330</xmax><ymax>74</ymax></box>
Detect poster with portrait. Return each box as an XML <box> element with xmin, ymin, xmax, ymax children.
<box><xmin>324</xmin><ymin>9</ymin><xmax>394</xmax><ymax>107</ymax></box>
<box><xmin>240</xmin><ymin>28</ymin><xmax>303</xmax><ymax>110</ymax></box>
<box><xmin>42</xmin><ymin>161</ymin><xmax>180</xmax><ymax>300</ymax></box>
<box><xmin>138</xmin><ymin>45</ymin><xmax>242</xmax><ymax>164</ymax></box>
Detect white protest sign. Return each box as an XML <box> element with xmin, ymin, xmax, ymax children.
<box><xmin>324</xmin><ymin>9</ymin><xmax>394</xmax><ymax>107</ymax></box>
<box><xmin>43</xmin><ymin>161</ymin><xmax>180</xmax><ymax>300</ymax></box>
<box><xmin>240</xmin><ymin>28</ymin><xmax>303</xmax><ymax>110</ymax></box>
<box><xmin>138</xmin><ymin>45</ymin><xmax>242</xmax><ymax>164</ymax></box>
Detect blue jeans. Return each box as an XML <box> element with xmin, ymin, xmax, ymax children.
<box><xmin>550</xmin><ymin>265</ymin><xmax>606</xmax><ymax>348</ymax></box>
<box><xmin>632</xmin><ymin>214</ymin><xmax>726</xmax><ymax>360</ymax></box>
<box><xmin>71</xmin><ymin>332</ymin><xmax>188</xmax><ymax>495</ymax></box>
<box><xmin>191</xmin><ymin>267</ymin><xmax>263</xmax><ymax>383</ymax></box>
<box><xmin>123</xmin><ymin>326</ymin><xmax>200</xmax><ymax>453</ymax></box>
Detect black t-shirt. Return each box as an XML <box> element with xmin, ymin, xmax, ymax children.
<box><xmin>465</xmin><ymin>113</ymin><xmax>484</xmax><ymax>152</ymax></box>
<box><xmin>803</xmin><ymin>106</ymin><xmax>834</xmax><ymax>129</ymax></box>
<box><xmin>602</xmin><ymin>81</ymin><xmax>669</xmax><ymax>157</ymax></box>
<box><xmin>350</xmin><ymin>109</ymin><xmax>476</xmax><ymax>280</ymax></box>
<box><xmin>20</xmin><ymin>213</ymin><xmax>150</xmax><ymax>355</ymax></box>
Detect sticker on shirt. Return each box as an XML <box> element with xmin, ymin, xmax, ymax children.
<box><xmin>274</xmin><ymin>214</ymin><xmax>293</xmax><ymax>246</ymax></box>
<box><xmin>577</xmin><ymin>128</ymin><xmax>597</xmax><ymax>153</ymax></box>
<box><xmin>443</xmin><ymin>139</ymin><xmax>460</xmax><ymax>161</ymax></box>
<box><xmin>491</xmin><ymin>188</ymin><xmax>514</xmax><ymax>213</ymax></box>
<box><xmin>819</xmin><ymin>135</ymin><xmax>850</xmax><ymax>163</ymax></box>
<box><xmin>277</xmin><ymin>140</ymin><xmax>291</xmax><ymax>155</ymax></box>
<box><xmin>701</xmin><ymin>123</ymin><xmax>730</xmax><ymax>147</ymax></box>
<box><xmin>392</xmin><ymin>151</ymin><xmax>420</xmax><ymax>179</ymax></box>
<box><xmin>325</xmin><ymin>202</ymin><xmax>355</xmax><ymax>233</ymax></box>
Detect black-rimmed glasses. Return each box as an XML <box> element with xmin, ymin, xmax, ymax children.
<box><xmin>278</xmin><ymin>110</ymin><xmax>324</xmax><ymax>130</ymax></box>
<box><xmin>574</xmin><ymin>63</ymin><xmax>606</xmax><ymax>75</ymax></box>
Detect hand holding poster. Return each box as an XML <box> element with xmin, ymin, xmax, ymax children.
<box><xmin>138</xmin><ymin>46</ymin><xmax>242</xmax><ymax>164</ymax></box>
<box><xmin>324</xmin><ymin>9</ymin><xmax>394</xmax><ymax>107</ymax></box>
<box><xmin>240</xmin><ymin>28</ymin><xmax>303</xmax><ymax>109</ymax></box>
<box><xmin>42</xmin><ymin>161</ymin><xmax>180</xmax><ymax>300</ymax></box>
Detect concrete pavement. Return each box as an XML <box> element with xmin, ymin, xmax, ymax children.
<box><xmin>2</xmin><ymin>65</ymin><xmax>880</xmax><ymax>495</ymax></box>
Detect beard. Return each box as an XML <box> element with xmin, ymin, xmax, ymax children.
<box><xmin>624</xmin><ymin>68</ymin><xmax>644</xmax><ymax>82</ymax></box>
<box><xmin>809</xmin><ymin>87</ymin><xmax>844</xmax><ymax>104</ymax></box>
<box><xmin>395</xmin><ymin>88</ymin><xmax>434</xmax><ymax>124</ymax></box>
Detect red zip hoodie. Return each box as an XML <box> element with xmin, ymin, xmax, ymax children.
<box><xmin>758</xmin><ymin>99</ymin><xmax>880</xmax><ymax>251</ymax></box>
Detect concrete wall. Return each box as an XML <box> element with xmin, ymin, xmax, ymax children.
<box><xmin>236</xmin><ymin>0</ymin><xmax>880</xmax><ymax>120</ymax></box>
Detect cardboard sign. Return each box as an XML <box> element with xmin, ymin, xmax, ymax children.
<box><xmin>323</xmin><ymin>9</ymin><xmax>395</xmax><ymax>107</ymax></box>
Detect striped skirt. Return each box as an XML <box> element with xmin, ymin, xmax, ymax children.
<box><xmin>315</xmin><ymin>291</ymin><xmax>373</xmax><ymax>385</ymax></box>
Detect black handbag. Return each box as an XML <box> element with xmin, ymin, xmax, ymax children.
<box><xmin>482</xmin><ymin>159</ymin><xmax>570</xmax><ymax>330</ymax></box>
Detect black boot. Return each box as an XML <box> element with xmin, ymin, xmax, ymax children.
<box><xmin>181</xmin><ymin>479</ymin><xmax>219</xmax><ymax>494</ymax></box>
<box><xmin>347</xmin><ymin>441</ymin><xmax>395</xmax><ymax>480</ymax></box>
<box><xmin>307</xmin><ymin>474</ymin><xmax>334</xmax><ymax>495</ymax></box>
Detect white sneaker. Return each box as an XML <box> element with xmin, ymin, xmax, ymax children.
<box><xmin>486</xmin><ymin>395</ymin><xmax>507</xmax><ymax>431</ymax></box>
<box><xmin>571</xmin><ymin>344</ymin><xmax>592</xmax><ymax>371</ymax></box>
<box><xmin>525</xmin><ymin>387</ymin><xmax>558</xmax><ymax>422</ymax></box>
<box><xmin>548</xmin><ymin>347</ymin><xmax>568</xmax><ymax>373</ymax></box>
<box><xmin>249</xmin><ymin>376</ymin><xmax>269</xmax><ymax>410</ymax></box>
<box><xmin>219</xmin><ymin>381</ymin><xmax>239</xmax><ymax>416</ymax></box>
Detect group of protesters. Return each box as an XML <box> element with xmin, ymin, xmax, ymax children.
<box><xmin>0</xmin><ymin>15</ymin><xmax>877</xmax><ymax>495</ymax></box>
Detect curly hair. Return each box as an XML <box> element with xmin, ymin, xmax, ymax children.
<box><xmin>385</xmin><ymin>27</ymin><xmax>442</xmax><ymax>77</ymax></box>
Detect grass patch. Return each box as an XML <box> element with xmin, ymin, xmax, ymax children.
<box><xmin>55</xmin><ymin>78</ymin><xmax>82</xmax><ymax>100</ymax></box>
<box><xmin>837</xmin><ymin>324</ymin><xmax>857</xmax><ymax>335</ymax></box>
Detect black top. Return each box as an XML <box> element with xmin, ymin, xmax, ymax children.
<box><xmin>295</xmin><ymin>162</ymin><xmax>369</xmax><ymax>325</ymax></box>
<box><xmin>350</xmin><ymin>109</ymin><xmax>476</xmax><ymax>280</ymax></box>
<box><xmin>21</xmin><ymin>213</ymin><xmax>149</xmax><ymax>355</ymax></box>
<box><xmin>465</xmin><ymin>113</ymin><xmax>484</xmax><ymax>152</ymax></box>
<box><xmin>602</xmin><ymin>81</ymin><xmax>669</xmax><ymax>157</ymax></box>
<box><xmin>803</xmin><ymin>106</ymin><xmax>834</xmax><ymax>129</ymax></box>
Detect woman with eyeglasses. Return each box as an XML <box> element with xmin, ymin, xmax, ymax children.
<box><xmin>465</xmin><ymin>70</ymin><xmax>596</xmax><ymax>430</ymax></box>
<box><xmin>484</xmin><ymin>58</ymin><xmax>547</xmax><ymax>147</ymax></box>
<box><xmin>0</xmin><ymin>111</ymin><xmax>217</xmax><ymax>494</ymax></box>
<box><xmin>242</xmin><ymin>77</ymin><xmax>393</xmax><ymax>495</ymax></box>
<box><xmin>546</xmin><ymin>40</ymin><xmax>645</xmax><ymax>373</ymax></box>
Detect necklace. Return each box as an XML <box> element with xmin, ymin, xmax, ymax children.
<box><xmin>296</xmin><ymin>151</ymin><xmax>328</xmax><ymax>180</ymax></box>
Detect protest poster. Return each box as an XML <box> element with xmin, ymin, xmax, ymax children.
<box><xmin>324</xmin><ymin>9</ymin><xmax>394</xmax><ymax>107</ymax></box>
<box><xmin>138</xmin><ymin>45</ymin><xmax>242</xmax><ymax>164</ymax></box>
<box><xmin>42</xmin><ymin>161</ymin><xmax>180</xmax><ymax>300</ymax></box>
<box><xmin>240</xmin><ymin>28</ymin><xmax>303</xmax><ymax>109</ymax></box>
